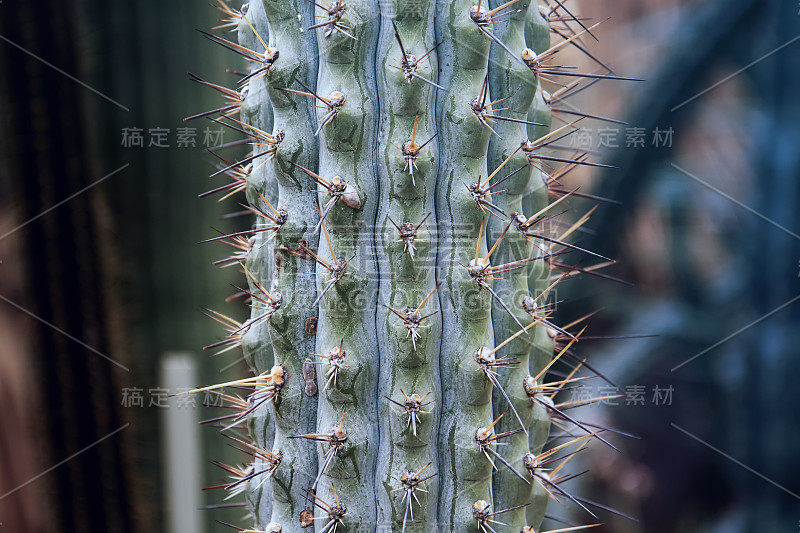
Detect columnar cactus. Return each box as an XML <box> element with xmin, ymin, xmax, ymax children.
<box><xmin>188</xmin><ymin>1</ymin><xmax>636</xmax><ymax>532</ymax></box>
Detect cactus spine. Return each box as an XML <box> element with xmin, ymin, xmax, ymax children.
<box><xmin>189</xmin><ymin>1</ymin><xmax>632</xmax><ymax>532</ymax></box>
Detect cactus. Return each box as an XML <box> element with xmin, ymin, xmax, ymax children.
<box><xmin>186</xmin><ymin>1</ymin><xmax>638</xmax><ymax>532</ymax></box>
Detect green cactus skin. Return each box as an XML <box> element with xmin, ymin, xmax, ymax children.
<box><xmin>310</xmin><ymin>1</ymin><xmax>381</xmax><ymax>531</ymax></box>
<box><xmin>237</xmin><ymin>5</ymin><xmax>277</xmax><ymax>526</ymax></box>
<box><xmin>242</xmin><ymin>0</ymin><xmax>326</xmax><ymax>528</ymax></box>
<box><xmin>375</xmin><ymin>1</ymin><xmax>442</xmax><ymax>532</ymax></box>
<box><xmin>433</xmin><ymin>0</ymin><xmax>497</xmax><ymax>530</ymax></box>
<box><xmin>189</xmin><ymin>1</ymin><xmax>626</xmax><ymax>532</ymax></box>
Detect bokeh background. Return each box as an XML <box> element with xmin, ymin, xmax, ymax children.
<box><xmin>1</xmin><ymin>0</ymin><xmax>798</xmax><ymax>532</ymax></box>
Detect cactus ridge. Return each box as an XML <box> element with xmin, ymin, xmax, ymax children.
<box><xmin>186</xmin><ymin>0</ymin><xmax>640</xmax><ymax>531</ymax></box>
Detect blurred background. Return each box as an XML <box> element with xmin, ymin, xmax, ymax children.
<box><xmin>0</xmin><ymin>0</ymin><xmax>798</xmax><ymax>532</ymax></box>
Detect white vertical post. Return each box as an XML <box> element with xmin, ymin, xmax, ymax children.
<box><xmin>161</xmin><ymin>352</ymin><xmax>204</xmax><ymax>533</ymax></box>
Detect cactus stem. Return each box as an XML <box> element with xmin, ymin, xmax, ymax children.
<box><xmin>188</xmin><ymin>1</ymin><xmax>636</xmax><ymax>529</ymax></box>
